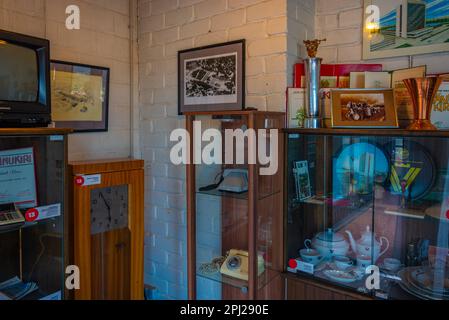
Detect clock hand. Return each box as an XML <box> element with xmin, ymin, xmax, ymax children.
<box><xmin>99</xmin><ymin>192</ymin><xmax>112</xmax><ymax>222</ymax></box>
<box><xmin>99</xmin><ymin>192</ymin><xmax>111</xmax><ymax>210</ymax></box>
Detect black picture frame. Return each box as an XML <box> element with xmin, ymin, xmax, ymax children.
<box><xmin>50</xmin><ymin>60</ymin><xmax>110</xmax><ymax>133</ymax></box>
<box><xmin>178</xmin><ymin>39</ymin><xmax>245</xmax><ymax>115</ymax></box>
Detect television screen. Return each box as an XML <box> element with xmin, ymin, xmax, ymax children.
<box><xmin>0</xmin><ymin>41</ymin><xmax>38</xmax><ymax>102</ymax></box>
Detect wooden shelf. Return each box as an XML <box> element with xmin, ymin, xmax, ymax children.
<box><xmin>284</xmin><ymin>127</ymin><xmax>449</xmax><ymax>138</ymax></box>
<box><xmin>183</xmin><ymin>109</ymin><xmax>285</xmax><ymax>116</ymax></box>
<box><xmin>0</xmin><ymin>128</ymin><xmax>73</xmax><ymax>136</ymax></box>
<box><xmin>69</xmin><ymin>158</ymin><xmax>144</xmax><ymax>175</ymax></box>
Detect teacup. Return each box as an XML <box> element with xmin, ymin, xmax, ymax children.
<box><xmin>357</xmin><ymin>255</ymin><xmax>373</xmax><ymax>269</ymax></box>
<box><xmin>383</xmin><ymin>258</ymin><xmax>401</xmax><ymax>271</ymax></box>
<box><xmin>334</xmin><ymin>255</ymin><xmax>353</xmax><ymax>270</ymax></box>
<box><xmin>300</xmin><ymin>248</ymin><xmax>323</xmax><ymax>265</ymax></box>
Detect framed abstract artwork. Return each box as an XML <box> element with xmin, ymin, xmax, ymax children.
<box><xmin>50</xmin><ymin>60</ymin><xmax>109</xmax><ymax>132</ymax></box>
<box><xmin>363</xmin><ymin>0</ymin><xmax>449</xmax><ymax>59</ymax></box>
<box><xmin>178</xmin><ymin>40</ymin><xmax>245</xmax><ymax>114</ymax></box>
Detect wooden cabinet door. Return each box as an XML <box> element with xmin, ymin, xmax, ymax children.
<box><xmin>72</xmin><ymin>167</ymin><xmax>144</xmax><ymax>300</ymax></box>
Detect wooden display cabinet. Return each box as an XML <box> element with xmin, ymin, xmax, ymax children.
<box><xmin>284</xmin><ymin>128</ymin><xmax>449</xmax><ymax>301</ymax></box>
<box><xmin>0</xmin><ymin>128</ymin><xmax>71</xmax><ymax>300</ymax></box>
<box><xmin>185</xmin><ymin>110</ymin><xmax>285</xmax><ymax>300</ymax></box>
<box><xmin>69</xmin><ymin>159</ymin><xmax>144</xmax><ymax>300</ymax></box>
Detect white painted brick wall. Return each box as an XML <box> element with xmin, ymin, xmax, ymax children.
<box><xmin>0</xmin><ymin>0</ymin><xmax>133</xmax><ymax>161</ymax></box>
<box><xmin>315</xmin><ymin>0</ymin><xmax>449</xmax><ymax>73</ymax></box>
<box><xmin>138</xmin><ymin>0</ymin><xmax>314</xmax><ymax>300</ymax></box>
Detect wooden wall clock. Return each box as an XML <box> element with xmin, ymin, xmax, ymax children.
<box><xmin>69</xmin><ymin>159</ymin><xmax>144</xmax><ymax>300</ymax></box>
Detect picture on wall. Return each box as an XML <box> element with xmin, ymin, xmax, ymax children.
<box><xmin>363</xmin><ymin>0</ymin><xmax>449</xmax><ymax>59</ymax></box>
<box><xmin>178</xmin><ymin>40</ymin><xmax>245</xmax><ymax>114</ymax></box>
<box><xmin>51</xmin><ymin>61</ymin><xmax>109</xmax><ymax>132</ymax></box>
<box><xmin>331</xmin><ymin>89</ymin><xmax>398</xmax><ymax>128</ymax></box>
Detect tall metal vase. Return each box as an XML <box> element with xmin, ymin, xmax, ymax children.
<box><xmin>403</xmin><ymin>76</ymin><xmax>443</xmax><ymax>131</ymax></box>
<box><xmin>304</xmin><ymin>58</ymin><xmax>323</xmax><ymax>128</ymax></box>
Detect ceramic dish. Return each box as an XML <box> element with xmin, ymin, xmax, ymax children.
<box><xmin>410</xmin><ymin>268</ymin><xmax>449</xmax><ymax>296</ymax></box>
<box><xmin>323</xmin><ymin>270</ymin><xmax>358</xmax><ymax>284</ymax></box>
<box><xmin>398</xmin><ymin>268</ymin><xmax>449</xmax><ymax>300</ymax></box>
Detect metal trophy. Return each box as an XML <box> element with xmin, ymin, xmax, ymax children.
<box><xmin>303</xmin><ymin>39</ymin><xmax>326</xmax><ymax>128</ymax></box>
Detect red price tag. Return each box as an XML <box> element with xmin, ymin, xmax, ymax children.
<box><xmin>25</xmin><ymin>208</ymin><xmax>39</xmax><ymax>222</ymax></box>
<box><xmin>288</xmin><ymin>259</ymin><xmax>298</xmax><ymax>269</ymax></box>
<box><xmin>75</xmin><ymin>176</ymin><xmax>85</xmax><ymax>186</ymax></box>
<box><xmin>446</xmin><ymin>210</ymin><xmax>449</xmax><ymax>220</ymax></box>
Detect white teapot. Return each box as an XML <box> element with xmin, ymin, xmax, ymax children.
<box><xmin>345</xmin><ymin>226</ymin><xmax>389</xmax><ymax>263</ymax></box>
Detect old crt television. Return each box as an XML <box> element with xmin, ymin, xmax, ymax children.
<box><xmin>0</xmin><ymin>29</ymin><xmax>51</xmax><ymax>127</ymax></box>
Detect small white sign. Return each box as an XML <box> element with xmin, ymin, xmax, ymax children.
<box><xmin>288</xmin><ymin>258</ymin><xmax>314</xmax><ymax>275</ymax></box>
<box><xmin>49</xmin><ymin>135</ymin><xmax>64</xmax><ymax>141</ymax></box>
<box><xmin>297</xmin><ymin>260</ymin><xmax>315</xmax><ymax>275</ymax></box>
<box><xmin>75</xmin><ymin>174</ymin><xmax>102</xmax><ymax>187</ymax></box>
<box><xmin>26</xmin><ymin>203</ymin><xmax>61</xmax><ymax>222</ymax></box>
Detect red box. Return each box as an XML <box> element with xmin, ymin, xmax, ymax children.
<box><xmin>294</xmin><ymin>63</ymin><xmax>383</xmax><ymax>88</ymax></box>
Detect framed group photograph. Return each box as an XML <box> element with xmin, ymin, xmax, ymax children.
<box><xmin>51</xmin><ymin>61</ymin><xmax>110</xmax><ymax>132</ymax></box>
<box><xmin>178</xmin><ymin>40</ymin><xmax>245</xmax><ymax>114</ymax></box>
<box><xmin>363</xmin><ymin>0</ymin><xmax>449</xmax><ymax>59</ymax></box>
<box><xmin>331</xmin><ymin>89</ymin><xmax>398</xmax><ymax>128</ymax></box>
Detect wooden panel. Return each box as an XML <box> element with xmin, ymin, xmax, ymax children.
<box><xmin>0</xmin><ymin>128</ymin><xmax>72</xmax><ymax>136</ymax></box>
<box><xmin>70</xmin><ymin>159</ymin><xmax>144</xmax><ymax>175</ymax></box>
<box><xmin>184</xmin><ymin>110</ymin><xmax>285</xmax><ymax>117</ymax></box>
<box><xmin>186</xmin><ymin>115</ymin><xmax>196</xmax><ymax>300</ymax></box>
<box><xmin>285</xmin><ymin>275</ymin><xmax>372</xmax><ymax>300</ymax></box>
<box><xmin>71</xmin><ymin>164</ymin><xmax>144</xmax><ymax>300</ymax></box>
<box><xmin>91</xmin><ymin>229</ymin><xmax>131</xmax><ymax>300</ymax></box>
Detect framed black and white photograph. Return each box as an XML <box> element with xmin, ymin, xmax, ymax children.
<box><xmin>178</xmin><ymin>40</ymin><xmax>245</xmax><ymax>114</ymax></box>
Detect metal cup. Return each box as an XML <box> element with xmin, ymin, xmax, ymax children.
<box><xmin>403</xmin><ymin>76</ymin><xmax>443</xmax><ymax>130</ymax></box>
<box><xmin>304</xmin><ymin>58</ymin><xmax>323</xmax><ymax>128</ymax></box>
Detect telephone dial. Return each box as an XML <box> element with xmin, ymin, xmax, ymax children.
<box><xmin>220</xmin><ymin>249</ymin><xmax>265</xmax><ymax>281</ymax></box>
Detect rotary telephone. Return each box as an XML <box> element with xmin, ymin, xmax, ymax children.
<box><xmin>220</xmin><ymin>249</ymin><xmax>265</xmax><ymax>281</ymax></box>
<box><xmin>199</xmin><ymin>169</ymin><xmax>248</xmax><ymax>194</ymax></box>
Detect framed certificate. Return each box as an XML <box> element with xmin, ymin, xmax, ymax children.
<box><xmin>0</xmin><ymin>147</ymin><xmax>38</xmax><ymax>209</ymax></box>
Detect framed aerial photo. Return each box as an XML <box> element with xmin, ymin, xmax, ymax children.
<box><xmin>50</xmin><ymin>61</ymin><xmax>109</xmax><ymax>132</ymax></box>
<box><xmin>363</xmin><ymin>0</ymin><xmax>449</xmax><ymax>59</ymax></box>
<box><xmin>331</xmin><ymin>89</ymin><xmax>398</xmax><ymax>128</ymax></box>
<box><xmin>178</xmin><ymin>40</ymin><xmax>245</xmax><ymax>114</ymax></box>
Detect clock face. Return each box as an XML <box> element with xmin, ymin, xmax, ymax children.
<box><xmin>90</xmin><ymin>185</ymin><xmax>129</xmax><ymax>235</ymax></box>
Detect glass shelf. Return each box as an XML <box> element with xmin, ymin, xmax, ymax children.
<box><xmin>197</xmin><ymin>189</ymin><xmax>248</xmax><ymax>200</ymax></box>
<box><xmin>0</xmin><ymin>218</ymin><xmax>59</xmax><ymax>235</ymax></box>
<box><xmin>196</xmin><ymin>266</ymin><xmax>279</xmax><ymax>292</ymax></box>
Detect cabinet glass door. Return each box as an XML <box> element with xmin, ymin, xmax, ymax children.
<box><xmin>193</xmin><ymin>114</ymin><xmax>282</xmax><ymax>300</ymax></box>
<box><xmin>0</xmin><ymin>135</ymin><xmax>66</xmax><ymax>300</ymax></box>
<box><xmin>286</xmin><ymin>132</ymin><xmax>449</xmax><ymax>300</ymax></box>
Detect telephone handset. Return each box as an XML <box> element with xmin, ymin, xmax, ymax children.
<box><xmin>220</xmin><ymin>249</ymin><xmax>265</xmax><ymax>281</ymax></box>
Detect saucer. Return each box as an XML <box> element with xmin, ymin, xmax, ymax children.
<box><xmin>378</xmin><ymin>263</ymin><xmax>403</xmax><ymax>273</ymax></box>
<box><xmin>324</xmin><ymin>270</ymin><xmax>358</xmax><ymax>284</ymax></box>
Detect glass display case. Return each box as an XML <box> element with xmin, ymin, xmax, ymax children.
<box><xmin>185</xmin><ymin>111</ymin><xmax>284</xmax><ymax>300</ymax></box>
<box><xmin>285</xmin><ymin>128</ymin><xmax>449</xmax><ymax>300</ymax></box>
<box><xmin>0</xmin><ymin>129</ymin><xmax>70</xmax><ymax>300</ymax></box>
